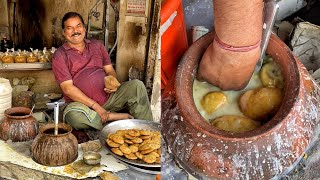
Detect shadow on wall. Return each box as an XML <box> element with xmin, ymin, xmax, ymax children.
<box><xmin>182</xmin><ymin>0</ymin><xmax>214</xmax><ymax>44</ymax></box>
<box><xmin>51</xmin><ymin>17</ymin><xmax>65</xmax><ymax>48</ymax></box>
<box><xmin>13</xmin><ymin>0</ymin><xmax>97</xmax><ymax>49</ymax></box>
<box><xmin>16</xmin><ymin>0</ymin><xmax>46</xmax><ymax>50</ymax></box>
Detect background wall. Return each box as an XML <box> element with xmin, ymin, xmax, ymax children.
<box><xmin>182</xmin><ymin>0</ymin><xmax>213</xmax><ymax>44</ymax></box>
<box><xmin>116</xmin><ymin>0</ymin><xmax>153</xmax><ymax>82</ymax></box>
<box><xmin>0</xmin><ymin>70</ymin><xmax>61</xmax><ymax>94</ymax></box>
<box><xmin>0</xmin><ymin>0</ymin><xmax>116</xmax><ymax>49</ymax></box>
<box><xmin>0</xmin><ymin>0</ymin><xmax>9</xmax><ymax>38</ymax></box>
<box><xmin>0</xmin><ymin>0</ymin><xmax>117</xmax><ymax>96</ymax></box>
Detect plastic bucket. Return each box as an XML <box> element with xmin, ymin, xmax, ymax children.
<box><xmin>160</xmin><ymin>0</ymin><xmax>188</xmax><ymax>89</ymax></box>
<box><xmin>0</xmin><ymin>78</ymin><xmax>12</xmax><ymax>120</ymax></box>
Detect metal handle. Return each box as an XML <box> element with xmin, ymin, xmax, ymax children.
<box><xmin>255</xmin><ymin>0</ymin><xmax>279</xmax><ymax>71</ymax></box>
<box><xmin>54</xmin><ymin>102</ymin><xmax>59</xmax><ymax>135</ymax></box>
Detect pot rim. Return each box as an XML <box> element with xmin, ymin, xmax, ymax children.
<box><xmin>175</xmin><ymin>32</ymin><xmax>301</xmax><ymax>141</ymax></box>
<box><xmin>39</xmin><ymin>123</ymin><xmax>73</xmax><ymax>136</ymax></box>
<box><xmin>4</xmin><ymin>107</ymin><xmax>33</xmax><ymax>119</ymax></box>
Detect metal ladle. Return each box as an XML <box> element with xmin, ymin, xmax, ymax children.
<box><xmin>29</xmin><ymin>104</ymin><xmax>35</xmax><ymax>115</ymax></box>
<box><xmin>46</xmin><ymin>101</ymin><xmax>65</xmax><ymax>135</ymax></box>
<box><xmin>244</xmin><ymin>0</ymin><xmax>279</xmax><ymax>89</ymax></box>
<box><xmin>53</xmin><ymin>102</ymin><xmax>59</xmax><ymax>135</ymax></box>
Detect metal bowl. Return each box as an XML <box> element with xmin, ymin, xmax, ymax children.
<box><xmin>99</xmin><ymin>119</ymin><xmax>161</xmax><ymax>168</ymax></box>
<box><xmin>83</xmin><ymin>151</ymin><xmax>101</xmax><ymax>165</ymax></box>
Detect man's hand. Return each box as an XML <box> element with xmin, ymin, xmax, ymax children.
<box><xmin>108</xmin><ymin>112</ymin><xmax>134</xmax><ymax>121</ymax></box>
<box><xmin>197</xmin><ymin>40</ymin><xmax>260</xmax><ymax>90</ymax></box>
<box><xmin>93</xmin><ymin>103</ymin><xmax>133</xmax><ymax>123</ymax></box>
<box><xmin>94</xmin><ymin>105</ymin><xmax>110</xmax><ymax>123</ymax></box>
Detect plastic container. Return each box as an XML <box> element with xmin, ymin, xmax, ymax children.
<box><xmin>0</xmin><ymin>78</ymin><xmax>12</xmax><ymax>120</ymax></box>
<box><xmin>160</xmin><ymin>0</ymin><xmax>188</xmax><ymax>89</ymax></box>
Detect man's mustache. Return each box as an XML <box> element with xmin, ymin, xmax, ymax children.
<box><xmin>71</xmin><ymin>32</ymin><xmax>81</xmax><ymax>37</ymax></box>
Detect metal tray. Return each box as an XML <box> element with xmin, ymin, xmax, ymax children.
<box><xmin>99</xmin><ymin>119</ymin><xmax>161</xmax><ymax>168</ymax></box>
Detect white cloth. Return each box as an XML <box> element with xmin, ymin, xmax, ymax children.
<box><xmin>0</xmin><ymin>140</ymin><xmax>127</xmax><ymax>179</ymax></box>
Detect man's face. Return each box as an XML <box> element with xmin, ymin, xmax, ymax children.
<box><xmin>63</xmin><ymin>17</ymin><xmax>86</xmax><ymax>45</ymax></box>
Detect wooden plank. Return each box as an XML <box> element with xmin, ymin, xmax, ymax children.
<box><xmin>0</xmin><ymin>62</ymin><xmax>51</xmax><ymax>70</ymax></box>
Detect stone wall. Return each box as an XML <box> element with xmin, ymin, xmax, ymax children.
<box><xmin>0</xmin><ymin>70</ymin><xmax>62</xmax><ymax>109</ymax></box>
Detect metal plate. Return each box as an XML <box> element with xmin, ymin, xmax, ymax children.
<box><xmin>99</xmin><ymin>119</ymin><xmax>161</xmax><ymax>168</ymax></box>
<box><xmin>117</xmin><ymin>158</ymin><xmax>161</xmax><ymax>175</ymax></box>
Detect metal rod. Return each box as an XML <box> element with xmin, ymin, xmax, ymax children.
<box><xmin>254</xmin><ymin>1</ymin><xmax>279</xmax><ymax>72</ymax></box>
<box><xmin>29</xmin><ymin>104</ymin><xmax>35</xmax><ymax>115</ymax></box>
<box><xmin>54</xmin><ymin>102</ymin><xmax>59</xmax><ymax>135</ymax></box>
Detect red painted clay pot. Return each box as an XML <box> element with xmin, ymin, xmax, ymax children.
<box><xmin>161</xmin><ymin>32</ymin><xmax>319</xmax><ymax>179</ymax></box>
<box><xmin>31</xmin><ymin>123</ymin><xmax>78</xmax><ymax>166</ymax></box>
<box><xmin>0</xmin><ymin>107</ymin><xmax>38</xmax><ymax>142</ymax></box>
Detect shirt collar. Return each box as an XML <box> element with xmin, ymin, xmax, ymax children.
<box><xmin>62</xmin><ymin>39</ymin><xmax>91</xmax><ymax>50</ymax></box>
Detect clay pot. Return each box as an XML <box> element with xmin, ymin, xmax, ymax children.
<box><xmin>0</xmin><ymin>107</ymin><xmax>38</xmax><ymax>142</ymax></box>
<box><xmin>31</xmin><ymin>123</ymin><xmax>78</xmax><ymax>166</ymax></box>
<box><xmin>162</xmin><ymin>33</ymin><xmax>319</xmax><ymax>179</ymax></box>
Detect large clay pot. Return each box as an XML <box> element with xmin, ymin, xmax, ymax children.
<box><xmin>31</xmin><ymin>123</ymin><xmax>78</xmax><ymax>166</ymax></box>
<box><xmin>0</xmin><ymin>107</ymin><xmax>38</xmax><ymax>142</ymax></box>
<box><xmin>161</xmin><ymin>33</ymin><xmax>319</xmax><ymax>179</ymax></box>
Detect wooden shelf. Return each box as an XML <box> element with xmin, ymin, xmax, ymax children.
<box><xmin>0</xmin><ymin>62</ymin><xmax>51</xmax><ymax>70</ymax></box>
